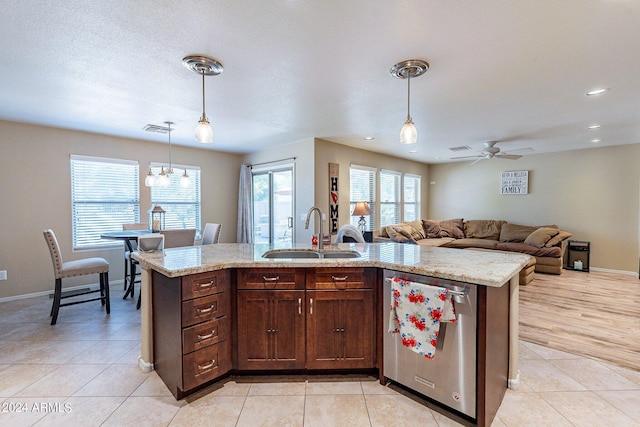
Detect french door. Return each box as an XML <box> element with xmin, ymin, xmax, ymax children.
<box><xmin>253</xmin><ymin>166</ymin><xmax>294</xmax><ymax>244</ymax></box>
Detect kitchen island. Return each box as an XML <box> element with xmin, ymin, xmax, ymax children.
<box><xmin>133</xmin><ymin>242</ymin><xmax>530</xmax><ymax>426</ymax></box>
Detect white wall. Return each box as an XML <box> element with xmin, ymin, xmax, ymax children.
<box><xmin>428</xmin><ymin>144</ymin><xmax>640</xmax><ymax>272</ymax></box>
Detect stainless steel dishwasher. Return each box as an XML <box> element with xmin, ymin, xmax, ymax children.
<box><xmin>383</xmin><ymin>269</ymin><xmax>478</xmax><ymax>419</ymax></box>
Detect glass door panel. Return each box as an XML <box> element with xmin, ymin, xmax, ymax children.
<box><xmin>252</xmin><ymin>167</ymin><xmax>293</xmax><ymax>244</ymax></box>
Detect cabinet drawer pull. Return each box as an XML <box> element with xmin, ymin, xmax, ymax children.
<box><xmin>196</xmin><ymin>280</ymin><xmax>215</xmax><ymax>289</ymax></box>
<box><xmin>298</xmin><ymin>298</ymin><xmax>302</xmax><ymax>315</ymax></box>
<box><xmin>262</xmin><ymin>275</ymin><xmax>279</xmax><ymax>282</ymax></box>
<box><xmin>198</xmin><ymin>359</ymin><xmax>216</xmax><ymax>371</ymax></box>
<box><xmin>197</xmin><ymin>330</ymin><xmax>216</xmax><ymax>341</ymax></box>
<box><xmin>309</xmin><ymin>298</ymin><xmax>313</xmax><ymax>315</ymax></box>
<box><xmin>196</xmin><ymin>304</ymin><xmax>216</xmax><ymax>315</ymax></box>
<box><xmin>332</xmin><ymin>275</ymin><xmax>348</xmax><ymax>281</ymax></box>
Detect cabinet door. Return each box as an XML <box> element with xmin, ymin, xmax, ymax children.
<box><xmin>306</xmin><ymin>289</ymin><xmax>374</xmax><ymax>369</ymax></box>
<box><xmin>237</xmin><ymin>290</ymin><xmax>305</xmax><ymax>370</ymax></box>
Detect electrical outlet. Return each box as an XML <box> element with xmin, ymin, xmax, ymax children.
<box><xmin>0</xmin><ymin>270</ymin><xmax>6</xmax><ymax>281</ymax></box>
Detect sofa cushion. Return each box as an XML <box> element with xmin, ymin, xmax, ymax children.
<box><xmin>422</xmin><ymin>220</ymin><xmax>442</xmax><ymax>238</ymax></box>
<box><xmin>415</xmin><ymin>237</ymin><xmax>455</xmax><ymax>247</ymax></box>
<box><xmin>436</xmin><ymin>218</ymin><xmax>465</xmax><ymax>239</ymax></box>
<box><xmin>386</xmin><ymin>221</ymin><xmax>425</xmax><ymax>243</ymax></box>
<box><xmin>464</xmin><ymin>220</ymin><xmax>506</xmax><ymax>240</ymax></box>
<box><xmin>524</xmin><ymin>227</ymin><xmax>560</xmax><ymax>248</ymax></box>
<box><xmin>444</xmin><ymin>238</ymin><xmax>499</xmax><ymax>249</ymax></box>
<box><xmin>545</xmin><ymin>230</ymin><xmax>572</xmax><ymax>247</ymax></box>
<box><xmin>496</xmin><ymin>242</ymin><xmax>562</xmax><ymax>258</ymax></box>
<box><xmin>499</xmin><ymin>223</ymin><xmax>558</xmax><ymax>243</ymax></box>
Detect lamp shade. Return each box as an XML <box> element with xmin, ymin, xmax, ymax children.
<box><xmin>400</xmin><ymin>119</ymin><xmax>417</xmax><ymax>144</ymax></box>
<box><xmin>195</xmin><ymin>118</ymin><xmax>213</xmax><ymax>143</ymax></box>
<box><xmin>351</xmin><ymin>201</ymin><xmax>370</xmax><ymax>216</ymax></box>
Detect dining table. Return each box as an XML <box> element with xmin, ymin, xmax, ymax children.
<box><xmin>100</xmin><ymin>229</ymin><xmax>152</xmax><ymax>252</ymax></box>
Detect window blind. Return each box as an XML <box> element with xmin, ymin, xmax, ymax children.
<box><xmin>403</xmin><ymin>174</ymin><xmax>421</xmax><ymax>221</ymax></box>
<box><xmin>150</xmin><ymin>165</ymin><xmax>201</xmax><ymax>232</ymax></box>
<box><xmin>70</xmin><ymin>155</ymin><xmax>140</xmax><ymax>250</ymax></box>
<box><xmin>379</xmin><ymin>169</ymin><xmax>401</xmax><ymax>227</ymax></box>
<box><xmin>349</xmin><ymin>165</ymin><xmax>376</xmax><ymax>231</ymax></box>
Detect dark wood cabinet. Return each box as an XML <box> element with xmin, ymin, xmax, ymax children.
<box><xmin>306</xmin><ymin>267</ymin><xmax>376</xmax><ymax>369</ymax></box>
<box><xmin>236</xmin><ymin>269</ymin><xmax>306</xmax><ymax>370</ymax></box>
<box><xmin>152</xmin><ymin>269</ymin><xmax>231</xmax><ymax>399</ymax></box>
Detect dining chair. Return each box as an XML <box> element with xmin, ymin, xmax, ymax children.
<box><xmin>43</xmin><ymin>229</ymin><xmax>110</xmax><ymax>325</ymax></box>
<box><xmin>130</xmin><ymin>234</ymin><xmax>164</xmax><ymax>309</ymax></box>
<box><xmin>161</xmin><ymin>228</ymin><xmax>197</xmax><ymax>248</ymax></box>
<box><xmin>122</xmin><ymin>223</ymin><xmax>148</xmax><ymax>291</ymax></box>
<box><xmin>201</xmin><ymin>223</ymin><xmax>222</xmax><ymax>245</ymax></box>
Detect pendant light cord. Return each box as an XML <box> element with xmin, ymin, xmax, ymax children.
<box><xmin>201</xmin><ymin>70</ymin><xmax>207</xmax><ymax>120</ymax></box>
<box><xmin>406</xmin><ymin>71</ymin><xmax>412</xmax><ymax>121</ymax></box>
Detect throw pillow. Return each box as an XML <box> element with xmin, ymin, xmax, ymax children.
<box><xmin>386</xmin><ymin>227</ymin><xmax>412</xmax><ymax>243</ymax></box>
<box><xmin>438</xmin><ymin>218</ymin><xmax>465</xmax><ymax>239</ymax></box>
<box><xmin>545</xmin><ymin>230</ymin><xmax>572</xmax><ymax>247</ymax></box>
<box><xmin>405</xmin><ymin>220</ymin><xmax>427</xmax><ymax>240</ymax></box>
<box><xmin>464</xmin><ymin>220</ymin><xmax>506</xmax><ymax>240</ymax></box>
<box><xmin>524</xmin><ymin>227</ymin><xmax>560</xmax><ymax>248</ymax></box>
<box><xmin>422</xmin><ymin>220</ymin><xmax>442</xmax><ymax>238</ymax></box>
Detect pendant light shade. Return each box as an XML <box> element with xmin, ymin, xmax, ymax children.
<box><xmin>391</xmin><ymin>59</ymin><xmax>429</xmax><ymax>145</ymax></box>
<box><xmin>183</xmin><ymin>55</ymin><xmax>223</xmax><ymax>144</ymax></box>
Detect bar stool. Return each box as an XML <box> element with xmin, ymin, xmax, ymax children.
<box><xmin>43</xmin><ymin>229</ymin><xmax>110</xmax><ymax>325</ymax></box>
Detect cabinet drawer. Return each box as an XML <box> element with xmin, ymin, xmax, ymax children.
<box><xmin>183</xmin><ymin>340</ymin><xmax>230</xmax><ymax>391</ymax></box>
<box><xmin>307</xmin><ymin>268</ymin><xmax>373</xmax><ymax>289</ymax></box>
<box><xmin>182</xmin><ymin>270</ymin><xmax>229</xmax><ymax>301</ymax></box>
<box><xmin>182</xmin><ymin>293</ymin><xmax>229</xmax><ymax>328</ymax></box>
<box><xmin>182</xmin><ymin>317</ymin><xmax>229</xmax><ymax>354</ymax></box>
<box><xmin>237</xmin><ymin>268</ymin><xmax>305</xmax><ymax>290</ymax></box>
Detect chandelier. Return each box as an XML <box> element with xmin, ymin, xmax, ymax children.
<box><xmin>144</xmin><ymin>121</ymin><xmax>190</xmax><ymax>188</ymax></box>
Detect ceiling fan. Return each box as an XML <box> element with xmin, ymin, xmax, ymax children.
<box><xmin>451</xmin><ymin>141</ymin><xmax>533</xmax><ymax>164</ymax></box>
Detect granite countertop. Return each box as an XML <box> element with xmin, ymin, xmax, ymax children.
<box><xmin>132</xmin><ymin>242</ymin><xmax>531</xmax><ymax>287</ymax></box>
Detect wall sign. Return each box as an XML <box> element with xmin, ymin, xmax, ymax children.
<box><xmin>501</xmin><ymin>170</ymin><xmax>529</xmax><ymax>195</ymax></box>
<box><xmin>329</xmin><ymin>163</ymin><xmax>339</xmax><ymax>233</ymax></box>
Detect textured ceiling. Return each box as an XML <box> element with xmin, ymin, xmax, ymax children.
<box><xmin>1</xmin><ymin>0</ymin><xmax>639</xmax><ymax>163</ymax></box>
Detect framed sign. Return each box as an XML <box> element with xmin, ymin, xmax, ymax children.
<box><xmin>501</xmin><ymin>170</ymin><xmax>528</xmax><ymax>195</ymax></box>
<box><xmin>329</xmin><ymin>163</ymin><xmax>339</xmax><ymax>233</ymax></box>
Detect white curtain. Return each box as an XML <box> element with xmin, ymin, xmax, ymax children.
<box><xmin>237</xmin><ymin>164</ymin><xmax>253</xmax><ymax>243</ymax></box>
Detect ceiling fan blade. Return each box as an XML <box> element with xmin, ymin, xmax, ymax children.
<box><xmin>496</xmin><ymin>154</ymin><xmax>522</xmax><ymax>160</ymax></box>
<box><xmin>451</xmin><ymin>155</ymin><xmax>482</xmax><ymax>160</ymax></box>
<box><xmin>503</xmin><ymin>147</ymin><xmax>534</xmax><ymax>154</ymax></box>
<box><xmin>471</xmin><ymin>157</ymin><xmax>486</xmax><ymax>165</ymax></box>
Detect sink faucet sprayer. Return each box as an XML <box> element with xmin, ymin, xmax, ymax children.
<box><xmin>304</xmin><ymin>207</ymin><xmax>324</xmax><ymax>249</ymax></box>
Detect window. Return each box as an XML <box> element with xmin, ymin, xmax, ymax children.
<box><xmin>403</xmin><ymin>174</ymin><xmax>421</xmax><ymax>221</ymax></box>
<box><xmin>149</xmin><ymin>164</ymin><xmax>201</xmax><ymax>231</ymax></box>
<box><xmin>71</xmin><ymin>155</ymin><xmax>139</xmax><ymax>250</ymax></box>
<box><xmin>379</xmin><ymin>170</ymin><xmax>401</xmax><ymax>227</ymax></box>
<box><xmin>349</xmin><ymin>165</ymin><xmax>376</xmax><ymax>231</ymax></box>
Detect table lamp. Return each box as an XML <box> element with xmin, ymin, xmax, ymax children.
<box><xmin>351</xmin><ymin>201</ymin><xmax>370</xmax><ymax>233</ymax></box>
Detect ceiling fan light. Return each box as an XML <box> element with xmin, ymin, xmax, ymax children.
<box><xmin>400</xmin><ymin>119</ymin><xmax>417</xmax><ymax>144</ymax></box>
<box><xmin>195</xmin><ymin>118</ymin><xmax>213</xmax><ymax>143</ymax></box>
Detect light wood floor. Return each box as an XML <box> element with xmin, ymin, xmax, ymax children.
<box><xmin>519</xmin><ymin>268</ymin><xmax>640</xmax><ymax>372</ymax></box>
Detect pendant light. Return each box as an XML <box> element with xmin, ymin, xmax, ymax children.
<box><xmin>143</xmin><ymin>122</ymin><xmax>190</xmax><ymax>188</ymax></box>
<box><xmin>182</xmin><ymin>55</ymin><xmax>224</xmax><ymax>143</ymax></box>
<box><xmin>390</xmin><ymin>59</ymin><xmax>429</xmax><ymax>145</ymax></box>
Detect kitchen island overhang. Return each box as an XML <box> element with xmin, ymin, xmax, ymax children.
<box><xmin>133</xmin><ymin>242</ymin><xmax>529</xmax><ymax>424</ymax></box>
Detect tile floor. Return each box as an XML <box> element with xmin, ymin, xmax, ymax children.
<box><xmin>1</xmin><ymin>284</ymin><xmax>639</xmax><ymax>426</ymax></box>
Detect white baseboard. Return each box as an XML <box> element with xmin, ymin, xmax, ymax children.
<box><xmin>138</xmin><ymin>356</ymin><xmax>154</xmax><ymax>373</ymax></box>
<box><xmin>508</xmin><ymin>371</ymin><xmax>520</xmax><ymax>390</ymax></box>
<box><xmin>589</xmin><ymin>267</ymin><xmax>637</xmax><ymax>276</ymax></box>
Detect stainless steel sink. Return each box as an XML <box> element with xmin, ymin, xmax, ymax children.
<box><xmin>262</xmin><ymin>249</ymin><xmax>321</xmax><ymax>259</ymax></box>
<box><xmin>262</xmin><ymin>249</ymin><xmax>361</xmax><ymax>259</ymax></box>
<box><xmin>321</xmin><ymin>250</ymin><xmax>361</xmax><ymax>259</ymax></box>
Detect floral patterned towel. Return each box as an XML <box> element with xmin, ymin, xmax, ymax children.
<box><xmin>388</xmin><ymin>277</ymin><xmax>456</xmax><ymax>359</ymax></box>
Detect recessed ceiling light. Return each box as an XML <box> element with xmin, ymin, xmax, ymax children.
<box><xmin>364</xmin><ymin>136</ymin><xmax>374</xmax><ymax>141</ymax></box>
<box><xmin>591</xmin><ymin>138</ymin><xmax>601</xmax><ymax>143</ymax></box>
<box><xmin>587</xmin><ymin>124</ymin><xmax>601</xmax><ymax>130</ymax></box>
<box><xmin>409</xmin><ymin>150</ymin><xmax>417</xmax><ymax>153</ymax></box>
<box><xmin>586</xmin><ymin>88</ymin><xmax>608</xmax><ymax>96</ymax></box>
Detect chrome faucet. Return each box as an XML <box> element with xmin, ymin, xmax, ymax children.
<box><xmin>304</xmin><ymin>206</ymin><xmax>325</xmax><ymax>249</ymax></box>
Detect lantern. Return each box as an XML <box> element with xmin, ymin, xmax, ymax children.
<box><xmin>149</xmin><ymin>205</ymin><xmax>166</xmax><ymax>233</ymax></box>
